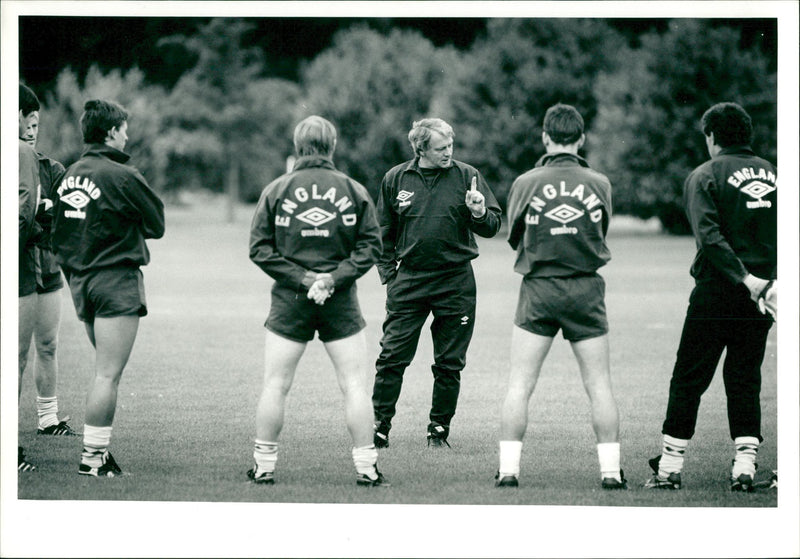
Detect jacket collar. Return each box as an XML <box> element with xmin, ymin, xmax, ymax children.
<box><xmin>536</xmin><ymin>152</ymin><xmax>590</xmax><ymax>168</ymax></box>
<box><xmin>83</xmin><ymin>143</ymin><xmax>131</xmax><ymax>164</ymax></box>
<box><xmin>717</xmin><ymin>145</ymin><xmax>755</xmax><ymax>157</ymax></box>
<box><xmin>293</xmin><ymin>155</ymin><xmax>336</xmax><ymax>171</ymax></box>
<box><xmin>402</xmin><ymin>157</ymin><xmax>455</xmax><ymax>174</ymax></box>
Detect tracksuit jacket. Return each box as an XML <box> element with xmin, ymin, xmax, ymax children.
<box><xmin>507</xmin><ymin>152</ymin><xmax>612</xmax><ymax>277</ymax></box>
<box><xmin>35</xmin><ymin>152</ymin><xmax>66</xmax><ymax>281</ymax></box>
<box><xmin>51</xmin><ymin>144</ymin><xmax>165</xmax><ymax>275</ymax></box>
<box><xmin>683</xmin><ymin>145</ymin><xmax>777</xmax><ymax>285</ymax></box>
<box><xmin>376</xmin><ymin>158</ymin><xmax>501</xmax><ymax>284</ymax></box>
<box><xmin>249</xmin><ymin>156</ymin><xmax>382</xmax><ymax>291</ymax></box>
<box><xmin>19</xmin><ymin>140</ymin><xmax>40</xmax><ymax>296</ymax></box>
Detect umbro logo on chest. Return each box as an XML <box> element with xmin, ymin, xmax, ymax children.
<box><xmin>397</xmin><ymin>190</ymin><xmax>415</xmax><ymax>207</ymax></box>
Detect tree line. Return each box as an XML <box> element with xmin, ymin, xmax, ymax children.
<box><xmin>28</xmin><ymin>18</ymin><xmax>776</xmax><ymax>233</ymax></box>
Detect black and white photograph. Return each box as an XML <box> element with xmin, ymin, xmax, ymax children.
<box><xmin>2</xmin><ymin>1</ymin><xmax>798</xmax><ymax>557</ymax></box>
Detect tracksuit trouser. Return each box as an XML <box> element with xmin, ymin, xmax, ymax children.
<box><xmin>662</xmin><ymin>279</ymin><xmax>774</xmax><ymax>441</ymax></box>
<box><xmin>372</xmin><ymin>262</ymin><xmax>476</xmax><ymax>435</ymax></box>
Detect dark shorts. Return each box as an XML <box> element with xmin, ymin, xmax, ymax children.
<box><xmin>514</xmin><ymin>273</ymin><xmax>608</xmax><ymax>341</ymax></box>
<box><xmin>266</xmin><ymin>282</ymin><xmax>365</xmax><ymax>343</ymax></box>
<box><xmin>37</xmin><ymin>271</ymin><xmax>64</xmax><ymax>294</ymax></box>
<box><xmin>66</xmin><ymin>267</ymin><xmax>147</xmax><ymax>323</ymax></box>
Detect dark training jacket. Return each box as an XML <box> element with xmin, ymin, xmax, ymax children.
<box><xmin>507</xmin><ymin>152</ymin><xmax>612</xmax><ymax>277</ymax></box>
<box><xmin>684</xmin><ymin>145</ymin><xmax>777</xmax><ymax>284</ymax></box>
<box><xmin>19</xmin><ymin>140</ymin><xmax>40</xmax><ymax>296</ymax></box>
<box><xmin>51</xmin><ymin>144</ymin><xmax>165</xmax><ymax>274</ymax></box>
<box><xmin>250</xmin><ymin>156</ymin><xmax>382</xmax><ymax>291</ymax></box>
<box><xmin>376</xmin><ymin>158</ymin><xmax>501</xmax><ymax>284</ymax></box>
<box><xmin>35</xmin><ymin>152</ymin><xmax>66</xmax><ymax>279</ymax></box>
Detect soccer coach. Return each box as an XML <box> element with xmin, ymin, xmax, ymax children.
<box><xmin>371</xmin><ymin>118</ymin><xmax>501</xmax><ymax>448</ymax></box>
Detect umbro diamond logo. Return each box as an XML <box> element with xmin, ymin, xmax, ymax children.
<box><xmin>61</xmin><ymin>190</ymin><xmax>92</xmax><ymax>210</ymax></box>
<box><xmin>544</xmin><ymin>203</ymin><xmax>584</xmax><ymax>225</ymax></box>
<box><xmin>740</xmin><ymin>180</ymin><xmax>775</xmax><ymax>199</ymax></box>
<box><xmin>60</xmin><ymin>190</ymin><xmax>92</xmax><ymax>219</ymax></box>
<box><xmin>295</xmin><ymin>207</ymin><xmax>336</xmax><ymax>227</ymax></box>
<box><xmin>460</xmin><ymin>315</ymin><xmax>470</xmax><ymax>325</ymax></box>
<box><xmin>397</xmin><ymin>190</ymin><xmax>415</xmax><ymax>207</ymax></box>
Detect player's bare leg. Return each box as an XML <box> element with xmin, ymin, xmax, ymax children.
<box><xmin>18</xmin><ymin>293</ymin><xmax>38</xmax><ymax>398</ymax></box>
<box><xmin>85</xmin><ymin>316</ymin><xmax>139</xmax><ymax>427</ymax></box>
<box><xmin>250</xmin><ymin>332</ymin><xmax>304</xmax><ymax>484</ymax></box>
<box><xmin>256</xmin><ymin>332</ymin><xmax>304</xmax><ymax>441</ymax></box>
<box><xmin>500</xmin><ymin>327</ymin><xmax>553</xmax><ymax>440</ymax></box>
<box><xmin>497</xmin><ymin>327</ymin><xmax>553</xmax><ymax>485</ymax></box>
<box><xmin>79</xmin><ymin>315</ymin><xmax>139</xmax><ymax>476</ymax></box>
<box><xmin>34</xmin><ymin>290</ymin><xmax>74</xmax><ymax>434</ymax></box>
<box><xmin>18</xmin><ymin>293</ymin><xmax>38</xmax><ymax>471</ymax></box>
<box><xmin>571</xmin><ymin>334</ymin><xmax>624</xmax><ymax>487</ymax></box>
<box><xmin>571</xmin><ymin>334</ymin><xmax>618</xmax><ymax>442</ymax></box>
<box><xmin>33</xmin><ymin>291</ymin><xmax>61</xmax><ymax>399</ymax></box>
<box><xmin>325</xmin><ymin>331</ymin><xmax>385</xmax><ymax>485</ymax></box>
<box><xmin>325</xmin><ymin>331</ymin><xmax>373</xmax><ymax>447</ymax></box>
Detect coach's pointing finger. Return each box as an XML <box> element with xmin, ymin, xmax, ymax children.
<box><xmin>465</xmin><ymin>176</ymin><xmax>486</xmax><ymax>218</ymax></box>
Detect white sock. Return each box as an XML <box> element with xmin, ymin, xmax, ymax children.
<box><xmin>597</xmin><ymin>442</ymin><xmax>621</xmax><ymax>481</ymax></box>
<box><xmin>253</xmin><ymin>440</ymin><xmax>278</xmax><ymax>474</ymax></box>
<box><xmin>659</xmin><ymin>434</ymin><xmax>689</xmax><ymax>477</ymax></box>
<box><xmin>731</xmin><ymin>436</ymin><xmax>759</xmax><ymax>478</ymax></box>
<box><xmin>352</xmin><ymin>445</ymin><xmax>378</xmax><ymax>479</ymax></box>
<box><xmin>37</xmin><ymin>396</ymin><xmax>59</xmax><ymax>429</ymax></box>
<box><xmin>498</xmin><ymin>440</ymin><xmax>523</xmax><ymax>477</ymax></box>
<box><xmin>82</xmin><ymin>425</ymin><xmax>112</xmax><ymax>467</ymax></box>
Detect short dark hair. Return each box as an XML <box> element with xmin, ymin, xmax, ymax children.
<box><xmin>701</xmin><ymin>102</ymin><xmax>753</xmax><ymax>147</ymax></box>
<box><xmin>80</xmin><ymin>99</ymin><xmax>128</xmax><ymax>144</ymax></box>
<box><xmin>543</xmin><ymin>103</ymin><xmax>584</xmax><ymax>145</ymax></box>
<box><xmin>19</xmin><ymin>83</ymin><xmax>40</xmax><ymax>116</ymax></box>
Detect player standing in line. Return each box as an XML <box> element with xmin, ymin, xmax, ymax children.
<box><xmin>645</xmin><ymin>102</ymin><xmax>776</xmax><ymax>492</ymax></box>
<box><xmin>371</xmin><ymin>118</ymin><xmax>501</xmax><ymax>449</ymax></box>
<box><xmin>20</xmin><ymin>101</ymin><xmax>78</xmax><ymax>438</ymax></box>
<box><xmin>248</xmin><ymin>115</ymin><xmax>388</xmax><ymax>487</ymax></box>
<box><xmin>51</xmin><ymin>100</ymin><xmax>165</xmax><ymax>477</ymax></box>
<box><xmin>497</xmin><ymin>103</ymin><xmax>625</xmax><ymax>489</ymax></box>
<box><xmin>18</xmin><ymin>83</ymin><xmax>42</xmax><ymax>472</ymax></box>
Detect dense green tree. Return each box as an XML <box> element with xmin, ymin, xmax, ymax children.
<box><xmin>590</xmin><ymin>19</ymin><xmax>777</xmax><ymax>233</ymax></box>
<box><xmin>35</xmin><ymin>66</ymin><xmax>166</xmax><ymax>185</ymax></box>
<box><xmin>441</xmin><ymin>19</ymin><xmax>629</xmax><ymax>208</ymax></box>
<box><xmin>300</xmin><ymin>25</ymin><xmax>461</xmax><ymax>199</ymax></box>
<box><xmin>157</xmin><ymin>18</ymin><xmax>301</xmax><ymax>217</ymax></box>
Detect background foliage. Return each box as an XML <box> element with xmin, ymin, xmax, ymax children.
<box><xmin>22</xmin><ymin>17</ymin><xmax>777</xmax><ymax>232</ymax></box>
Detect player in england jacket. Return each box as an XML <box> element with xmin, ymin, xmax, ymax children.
<box><xmin>249</xmin><ymin>155</ymin><xmax>382</xmax><ymax>292</ymax></box>
<box><xmin>52</xmin><ymin>143</ymin><xmax>165</xmax><ymax>276</ymax></box>
<box><xmin>507</xmin><ymin>151</ymin><xmax>612</xmax><ymax>278</ymax></box>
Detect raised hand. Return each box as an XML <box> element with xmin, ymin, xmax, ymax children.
<box><xmin>465</xmin><ymin>176</ymin><xmax>486</xmax><ymax>218</ymax></box>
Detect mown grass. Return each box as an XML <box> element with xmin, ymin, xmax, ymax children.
<box><xmin>10</xmin><ymin>199</ymin><xmax>786</xmax><ymax>557</ymax></box>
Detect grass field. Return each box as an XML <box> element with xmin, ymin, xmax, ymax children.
<box><xmin>8</xmin><ymin>197</ymin><xmax>789</xmax><ymax>556</ymax></box>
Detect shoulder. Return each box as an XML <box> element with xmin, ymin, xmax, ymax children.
<box><xmin>450</xmin><ymin>159</ymin><xmax>479</xmax><ymax>176</ymax></box>
<box><xmin>19</xmin><ymin>140</ymin><xmax>37</xmax><ymax>161</ymax></box>
<box><xmin>384</xmin><ymin>160</ymin><xmax>413</xmax><ymax>179</ymax></box>
<box><xmin>686</xmin><ymin>160</ymin><xmax>714</xmax><ymax>186</ymax></box>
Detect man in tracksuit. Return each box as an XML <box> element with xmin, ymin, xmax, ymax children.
<box><xmin>248</xmin><ymin>115</ymin><xmax>388</xmax><ymax>487</ymax></box>
<box><xmin>52</xmin><ymin>99</ymin><xmax>165</xmax><ymax>477</ymax></box>
<box><xmin>372</xmin><ymin>118</ymin><xmax>501</xmax><ymax>448</ymax></box>
<box><xmin>18</xmin><ymin>83</ymin><xmax>43</xmax><ymax>472</ymax></box>
<box><xmin>496</xmin><ymin>104</ymin><xmax>625</xmax><ymax>489</ymax></box>
<box><xmin>646</xmin><ymin>102</ymin><xmax>776</xmax><ymax>492</ymax></box>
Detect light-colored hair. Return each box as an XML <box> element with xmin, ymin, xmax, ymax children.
<box><xmin>293</xmin><ymin>115</ymin><xmax>337</xmax><ymax>157</ymax></box>
<box><xmin>408</xmin><ymin>118</ymin><xmax>454</xmax><ymax>156</ymax></box>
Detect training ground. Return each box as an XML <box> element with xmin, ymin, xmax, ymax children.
<box><xmin>10</xmin><ymin>197</ymin><xmax>788</xmax><ymax>557</ymax></box>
